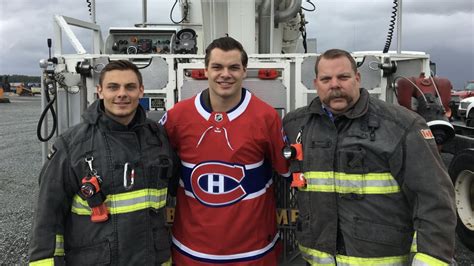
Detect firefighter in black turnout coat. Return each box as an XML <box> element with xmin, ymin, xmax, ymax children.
<box><xmin>29</xmin><ymin>60</ymin><xmax>176</xmax><ymax>265</ymax></box>
<box><xmin>283</xmin><ymin>49</ymin><xmax>456</xmax><ymax>265</ymax></box>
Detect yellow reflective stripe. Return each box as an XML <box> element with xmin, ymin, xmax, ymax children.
<box><xmin>29</xmin><ymin>258</ymin><xmax>54</xmax><ymax>266</ymax></box>
<box><xmin>337</xmin><ymin>254</ymin><xmax>408</xmax><ymax>265</ymax></box>
<box><xmin>71</xmin><ymin>188</ymin><xmax>167</xmax><ymax>216</ymax></box>
<box><xmin>299</xmin><ymin>244</ymin><xmax>408</xmax><ymax>266</ymax></box>
<box><xmin>300</xmin><ymin>171</ymin><xmax>400</xmax><ymax>194</ymax></box>
<box><xmin>71</xmin><ymin>196</ymin><xmax>90</xmax><ymax>215</ymax></box>
<box><xmin>54</xmin><ymin>234</ymin><xmax>64</xmax><ymax>256</ymax></box>
<box><xmin>110</xmin><ymin>188</ymin><xmax>166</xmax><ymax>214</ymax></box>
<box><xmin>299</xmin><ymin>244</ymin><xmax>336</xmax><ymax>265</ymax></box>
<box><xmin>161</xmin><ymin>257</ymin><xmax>172</xmax><ymax>266</ymax></box>
<box><xmin>411</xmin><ymin>232</ymin><xmax>417</xmax><ymax>252</ymax></box>
<box><xmin>412</xmin><ymin>253</ymin><xmax>448</xmax><ymax>266</ymax></box>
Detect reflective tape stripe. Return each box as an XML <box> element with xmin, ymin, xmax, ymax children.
<box><xmin>337</xmin><ymin>254</ymin><xmax>408</xmax><ymax>266</ymax></box>
<box><xmin>71</xmin><ymin>188</ymin><xmax>167</xmax><ymax>216</ymax></box>
<box><xmin>300</xmin><ymin>171</ymin><xmax>400</xmax><ymax>194</ymax></box>
<box><xmin>299</xmin><ymin>244</ymin><xmax>336</xmax><ymax>265</ymax></box>
<box><xmin>412</xmin><ymin>253</ymin><xmax>448</xmax><ymax>266</ymax></box>
<box><xmin>29</xmin><ymin>258</ymin><xmax>54</xmax><ymax>266</ymax></box>
<box><xmin>161</xmin><ymin>257</ymin><xmax>172</xmax><ymax>266</ymax></box>
<box><xmin>299</xmin><ymin>244</ymin><xmax>408</xmax><ymax>266</ymax></box>
<box><xmin>54</xmin><ymin>234</ymin><xmax>64</xmax><ymax>256</ymax></box>
<box><xmin>411</xmin><ymin>232</ymin><xmax>417</xmax><ymax>252</ymax></box>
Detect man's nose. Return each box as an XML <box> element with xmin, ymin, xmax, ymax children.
<box><xmin>117</xmin><ymin>86</ymin><xmax>127</xmax><ymax>97</ymax></box>
<box><xmin>220</xmin><ymin>68</ymin><xmax>231</xmax><ymax>77</ymax></box>
<box><xmin>329</xmin><ymin>77</ymin><xmax>340</xmax><ymax>88</ymax></box>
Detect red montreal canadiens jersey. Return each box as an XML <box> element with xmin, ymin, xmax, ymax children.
<box><xmin>161</xmin><ymin>89</ymin><xmax>289</xmax><ymax>265</ymax></box>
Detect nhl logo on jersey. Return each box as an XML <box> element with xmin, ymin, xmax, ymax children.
<box><xmin>214</xmin><ymin>113</ymin><xmax>223</xmax><ymax>122</ymax></box>
<box><xmin>190</xmin><ymin>161</ymin><xmax>247</xmax><ymax>207</ymax></box>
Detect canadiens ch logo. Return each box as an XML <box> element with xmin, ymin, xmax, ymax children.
<box><xmin>214</xmin><ymin>113</ymin><xmax>223</xmax><ymax>122</ymax></box>
<box><xmin>190</xmin><ymin>162</ymin><xmax>246</xmax><ymax>207</ymax></box>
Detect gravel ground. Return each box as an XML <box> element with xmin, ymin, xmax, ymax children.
<box><xmin>0</xmin><ymin>95</ymin><xmax>473</xmax><ymax>265</ymax></box>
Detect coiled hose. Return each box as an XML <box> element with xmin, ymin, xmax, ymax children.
<box><xmin>383</xmin><ymin>0</ymin><xmax>398</xmax><ymax>53</ymax></box>
<box><xmin>86</xmin><ymin>0</ymin><xmax>92</xmax><ymax>16</ymax></box>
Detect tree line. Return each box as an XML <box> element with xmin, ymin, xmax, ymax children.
<box><xmin>1</xmin><ymin>75</ymin><xmax>41</xmax><ymax>84</ymax></box>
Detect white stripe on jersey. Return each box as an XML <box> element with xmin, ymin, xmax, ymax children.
<box><xmin>171</xmin><ymin>232</ymin><xmax>279</xmax><ymax>261</ymax></box>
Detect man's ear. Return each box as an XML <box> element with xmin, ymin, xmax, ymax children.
<box><xmin>355</xmin><ymin>72</ymin><xmax>361</xmax><ymax>83</ymax></box>
<box><xmin>97</xmin><ymin>85</ymin><xmax>104</xmax><ymax>99</ymax></box>
<box><xmin>139</xmin><ymin>85</ymin><xmax>144</xmax><ymax>98</ymax></box>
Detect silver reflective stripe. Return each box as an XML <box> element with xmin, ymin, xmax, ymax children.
<box><xmin>337</xmin><ymin>260</ymin><xmax>406</xmax><ymax>266</ymax></box>
<box><xmin>299</xmin><ymin>244</ymin><xmax>336</xmax><ymax>265</ymax></box>
<box><xmin>302</xmin><ymin>171</ymin><xmax>400</xmax><ymax>194</ymax></box>
<box><xmin>111</xmin><ymin>192</ymin><xmax>161</xmax><ymax>208</ymax></box>
<box><xmin>71</xmin><ymin>188</ymin><xmax>167</xmax><ymax>215</ymax></box>
<box><xmin>412</xmin><ymin>260</ymin><xmax>430</xmax><ymax>266</ymax></box>
<box><xmin>301</xmin><ymin>252</ymin><xmax>335</xmax><ymax>265</ymax></box>
<box><xmin>54</xmin><ymin>234</ymin><xmax>64</xmax><ymax>256</ymax></box>
<box><xmin>299</xmin><ymin>244</ymin><xmax>408</xmax><ymax>266</ymax></box>
<box><xmin>412</xmin><ymin>253</ymin><xmax>449</xmax><ymax>266</ymax></box>
<box><xmin>411</xmin><ymin>232</ymin><xmax>417</xmax><ymax>252</ymax></box>
<box><xmin>336</xmin><ymin>254</ymin><xmax>408</xmax><ymax>266</ymax></box>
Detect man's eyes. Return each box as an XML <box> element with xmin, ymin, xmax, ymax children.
<box><xmin>107</xmin><ymin>85</ymin><xmax>137</xmax><ymax>90</ymax></box>
<box><xmin>107</xmin><ymin>85</ymin><xmax>119</xmax><ymax>90</ymax></box>
<box><xmin>210</xmin><ymin>65</ymin><xmax>241</xmax><ymax>71</ymax></box>
<box><xmin>319</xmin><ymin>76</ymin><xmax>350</xmax><ymax>82</ymax></box>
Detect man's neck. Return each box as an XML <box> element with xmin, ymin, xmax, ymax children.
<box><xmin>208</xmin><ymin>89</ymin><xmax>243</xmax><ymax>113</ymax></box>
<box><xmin>104</xmin><ymin>110</ymin><xmax>137</xmax><ymax>126</ymax></box>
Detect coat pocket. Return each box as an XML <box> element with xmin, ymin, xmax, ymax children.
<box><xmin>65</xmin><ymin>240</ymin><xmax>111</xmax><ymax>266</ymax></box>
<box><xmin>338</xmin><ymin>148</ymin><xmax>367</xmax><ymax>174</ymax></box>
<box><xmin>352</xmin><ymin>217</ymin><xmax>412</xmax><ymax>248</ymax></box>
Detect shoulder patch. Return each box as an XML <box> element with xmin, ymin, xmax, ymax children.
<box><xmin>420</xmin><ymin>129</ymin><xmax>434</xmax><ymax>140</ymax></box>
<box><xmin>47</xmin><ymin>145</ymin><xmax>57</xmax><ymax>160</ymax></box>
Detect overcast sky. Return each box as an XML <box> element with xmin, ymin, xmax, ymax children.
<box><xmin>0</xmin><ymin>0</ymin><xmax>473</xmax><ymax>88</ymax></box>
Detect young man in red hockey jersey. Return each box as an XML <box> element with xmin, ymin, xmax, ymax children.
<box><xmin>160</xmin><ymin>36</ymin><xmax>290</xmax><ymax>265</ymax></box>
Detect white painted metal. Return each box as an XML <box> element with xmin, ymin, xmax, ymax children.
<box><xmin>228</xmin><ymin>0</ymin><xmax>256</xmax><ymax>54</ymax></box>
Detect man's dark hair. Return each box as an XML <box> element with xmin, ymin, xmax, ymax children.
<box><xmin>99</xmin><ymin>60</ymin><xmax>143</xmax><ymax>86</ymax></box>
<box><xmin>204</xmin><ymin>37</ymin><xmax>248</xmax><ymax>68</ymax></box>
<box><xmin>315</xmin><ymin>49</ymin><xmax>357</xmax><ymax>77</ymax></box>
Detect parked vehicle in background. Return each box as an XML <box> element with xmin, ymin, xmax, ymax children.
<box><xmin>466</xmin><ymin>101</ymin><xmax>474</xmax><ymax>127</ymax></box>
<box><xmin>451</xmin><ymin>81</ymin><xmax>474</xmax><ymax>119</ymax></box>
<box><xmin>458</xmin><ymin>96</ymin><xmax>474</xmax><ymax>121</ymax></box>
<box><xmin>449</xmin><ymin>93</ymin><xmax>461</xmax><ymax>120</ymax></box>
<box><xmin>458</xmin><ymin>81</ymin><xmax>474</xmax><ymax>98</ymax></box>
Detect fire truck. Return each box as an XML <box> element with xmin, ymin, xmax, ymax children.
<box><xmin>37</xmin><ymin>0</ymin><xmax>474</xmax><ymax>261</ymax></box>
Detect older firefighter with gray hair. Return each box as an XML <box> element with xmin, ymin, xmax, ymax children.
<box><xmin>283</xmin><ymin>48</ymin><xmax>456</xmax><ymax>265</ymax></box>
